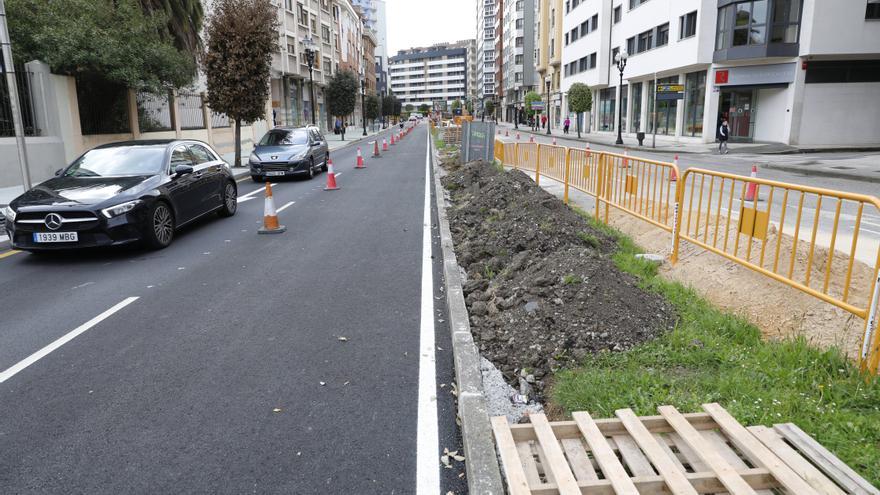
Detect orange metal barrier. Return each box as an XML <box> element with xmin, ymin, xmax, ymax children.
<box><xmin>595</xmin><ymin>151</ymin><xmax>680</xmax><ymax>234</ymax></box>
<box><xmin>494</xmin><ymin>140</ymin><xmax>504</xmax><ymax>162</ymax></box>
<box><xmin>502</xmin><ymin>142</ymin><xmax>517</xmax><ymax>167</ymax></box>
<box><xmin>536</xmin><ymin>145</ymin><xmax>567</xmax><ymax>186</ymax></box>
<box><xmin>673</xmin><ymin>169</ymin><xmax>880</xmax><ymax>373</ymax></box>
<box><xmin>515</xmin><ymin>142</ymin><xmax>538</xmax><ymax>172</ymax></box>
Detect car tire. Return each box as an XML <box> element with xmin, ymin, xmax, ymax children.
<box><xmin>321</xmin><ymin>154</ymin><xmax>329</xmax><ymax>172</ymax></box>
<box><xmin>251</xmin><ymin>175</ymin><xmax>264</xmax><ymax>183</ymax></box>
<box><xmin>306</xmin><ymin>159</ymin><xmax>315</xmax><ymax>180</ymax></box>
<box><xmin>144</xmin><ymin>201</ymin><xmax>175</xmax><ymax>250</ymax></box>
<box><xmin>218</xmin><ymin>180</ymin><xmax>237</xmax><ymax>217</ymax></box>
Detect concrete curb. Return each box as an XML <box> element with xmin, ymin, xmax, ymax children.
<box><xmin>430</xmin><ymin>140</ymin><xmax>505</xmax><ymax>493</ymax></box>
<box><xmin>762</xmin><ymin>163</ymin><xmax>880</xmax><ymax>184</ymax></box>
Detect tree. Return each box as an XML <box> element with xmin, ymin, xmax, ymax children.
<box><xmin>418</xmin><ymin>103</ymin><xmax>430</xmax><ymax>115</ymax></box>
<box><xmin>365</xmin><ymin>95</ymin><xmax>380</xmax><ymax>121</ymax></box>
<box><xmin>140</xmin><ymin>0</ymin><xmax>204</xmax><ymax>63</ymax></box>
<box><xmin>393</xmin><ymin>98</ymin><xmax>402</xmax><ymax>117</ymax></box>
<box><xmin>451</xmin><ymin>99</ymin><xmax>462</xmax><ymax>111</ymax></box>
<box><xmin>382</xmin><ymin>95</ymin><xmax>395</xmax><ymax>118</ymax></box>
<box><xmin>8</xmin><ymin>0</ymin><xmax>196</xmax><ymax>91</ymax></box>
<box><xmin>326</xmin><ymin>70</ymin><xmax>358</xmax><ymax>138</ymax></box>
<box><xmin>465</xmin><ymin>99</ymin><xmax>474</xmax><ymax>114</ymax></box>
<box><xmin>484</xmin><ymin>99</ymin><xmax>495</xmax><ymax>120</ymax></box>
<box><xmin>523</xmin><ymin>91</ymin><xmax>541</xmax><ymax>118</ymax></box>
<box><xmin>405</xmin><ymin>104</ymin><xmax>414</xmax><ymax>112</ymax></box>
<box><xmin>203</xmin><ymin>0</ymin><xmax>278</xmax><ymax>167</ymax></box>
<box><xmin>567</xmin><ymin>83</ymin><xmax>593</xmax><ymax>139</ymax></box>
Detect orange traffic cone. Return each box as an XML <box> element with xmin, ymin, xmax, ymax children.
<box><xmin>324</xmin><ymin>158</ymin><xmax>340</xmax><ymax>191</ymax></box>
<box><xmin>356</xmin><ymin>147</ymin><xmax>366</xmax><ymax>169</ymax></box>
<box><xmin>670</xmin><ymin>155</ymin><xmax>679</xmax><ymax>182</ymax></box>
<box><xmin>622</xmin><ymin>148</ymin><xmax>629</xmax><ymax>169</ymax></box>
<box><xmin>516</xmin><ymin>132</ymin><xmax>520</xmax><ymax>140</ymax></box>
<box><xmin>552</xmin><ymin>137</ymin><xmax>557</xmax><ymax>146</ymax></box>
<box><xmin>391</xmin><ymin>133</ymin><xmax>396</xmax><ymax>145</ymax></box>
<box><xmin>745</xmin><ymin>165</ymin><xmax>758</xmax><ymax>202</ymax></box>
<box><xmin>258</xmin><ymin>183</ymin><xmax>286</xmax><ymax>234</ymax></box>
<box><xmin>586</xmin><ymin>142</ymin><xmax>591</xmax><ymax>159</ymax></box>
<box><xmin>505</xmin><ymin>129</ymin><xmax>509</xmax><ymax>137</ymax></box>
<box><xmin>529</xmin><ymin>135</ymin><xmax>535</xmax><ymax>143</ymax></box>
<box><xmin>373</xmin><ymin>140</ymin><xmax>380</xmax><ymax>157</ymax></box>
<box><xmin>383</xmin><ymin>138</ymin><xmax>388</xmax><ymax>151</ymax></box>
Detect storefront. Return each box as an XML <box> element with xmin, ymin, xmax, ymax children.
<box><xmin>713</xmin><ymin>62</ymin><xmax>796</xmax><ymax>142</ymax></box>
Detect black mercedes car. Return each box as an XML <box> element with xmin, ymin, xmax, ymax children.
<box><xmin>3</xmin><ymin>140</ymin><xmax>238</xmax><ymax>251</ymax></box>
<box><xmin>249</xmin><ymin>126</ymin><xmax>329</xmax><ymax>182</ymax></box>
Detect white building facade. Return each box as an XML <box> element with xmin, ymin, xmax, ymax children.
<box><xmin>476</xmin><ymin>0</ymin><xmax>499</xmax><ymax>111</ymax></box>
<box><xmin>388</xmin><ymin>42</ymin><xmax>471</xmax><ymax>110</ymax></box>
<box><xmin>501</xmin><ymin>0</ymin><xmax>537</xmax><ymax>122</ymax></box>
<box><xmin>560</xmin><ymin>0</ymin><xmax>880</xmax><ymax>146</ymax></box>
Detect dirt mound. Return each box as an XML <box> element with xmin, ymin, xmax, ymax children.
<box><xmin>442</xmin><ymin>162</ymin><xmax>677</xmax><ymax>399</ymax></box>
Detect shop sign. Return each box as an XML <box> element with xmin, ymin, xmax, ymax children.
<box><xmin>714</xmin><ymin>63</ymin><xmax>796</xmax><ymax>87</ymax></box>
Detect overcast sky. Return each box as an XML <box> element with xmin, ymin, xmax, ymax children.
<box><xmin>385</xmin><ymin>0</ymin><xmax>475</xmax><ymax>55</ymax></box>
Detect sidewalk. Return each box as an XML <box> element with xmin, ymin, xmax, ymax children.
<box><xmin>494</xmin><ymin>121</ymin><xmax>880</xmax><ymax>155</ymax></box>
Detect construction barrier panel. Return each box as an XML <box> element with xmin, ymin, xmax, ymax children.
<box><xmin>491</xmin><ymin>138</ymin><xmax>880</xmax><ymax>373</ymax></box>
<box><xmin>494</xmin><ymin>140</ymin><xmax>504</xmax><ymax>162</ymax></box>
<box><xmin>672</xmin><ymin>168</ymin><xmax>880</xmax><ymax>374</ymax></box>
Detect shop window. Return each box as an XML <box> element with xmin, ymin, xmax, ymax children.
<box><xmin>599</xmin><ymin>87</ymin><xmax>615</xmax><ymax>132</ymax></box>
<box><xmin>648</xmin><ymin>76</ymin><xmax>678</xmax><ymax>136</ymax></box>
<box><xmin>684</xmin><ymin>71</ymin><xmax>706</xmax><ymax>137</ymax></box>
<box><xmin>631</xmin><ymin>82</ymin><xmax>642</xmax><ymax>132</ymax></box>
<box><xmin>805</xmin><ymin>60</ymin><xmax>880</xmax><ymax>84</ymax></box>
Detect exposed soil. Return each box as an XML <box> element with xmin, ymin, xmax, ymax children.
<box><xmin>441</xmin><ymin>161</ymin><xmax>677</xmax><ymax>399</ymax></box>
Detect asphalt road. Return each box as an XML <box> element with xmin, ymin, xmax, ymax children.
<box><xmin>0</xmin><ymin>124</ymin><xmax>467</xmax><ymax>494</ymax></box>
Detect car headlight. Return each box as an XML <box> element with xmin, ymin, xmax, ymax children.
<box><xmin>101</xmin><ymin>200</ymin><xmax>142</xmax><ymax>219</ymax></box>
<box><xmin>2</xmin><ymin>205</ymin><xmax>15</xmax><ymax>222</ymax></box>
<box><xmin>290</xmin><ymin>151</ymin><xmax>308</xmax><ymax>161</ymax></box>
<box><xmin>248</xmin><ymin>152</ymin><xmax>261</xmax><ymax>164</ymax></box>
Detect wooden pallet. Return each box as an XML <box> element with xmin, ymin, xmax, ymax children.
<box><xmin>491</xmin><ymin>402</ymin><xmax>878</xmax><ymax>495</ymax></box>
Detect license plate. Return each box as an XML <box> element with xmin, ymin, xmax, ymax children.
<box><xmin>265</xmin><ymin>171</ymin><xmax>286</xmax><ymax>177</ymax></box>
<box><xmin>33</xmin><ymin>232</ymin><xmax>78</xmax><ymax>243</ymax></box>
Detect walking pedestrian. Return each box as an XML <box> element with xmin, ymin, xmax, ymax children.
<box><xmin>541</xmin><ymin>114</ymin><xmax>547</xmax><ymax>129</ymax></box>
<box><xmin>563</xmin><ymin>117</ymin><xmax>570</xmax><ymax>135</ymax></box>
<box><xmin>340</xmin><ymin>121</ymin><xmax>346</xmax><ymax>141</ymax></box>
<box><xmin>718</xmin><ymin>119</ymin><xmax>729</xmax><ymax>154</ymax></box>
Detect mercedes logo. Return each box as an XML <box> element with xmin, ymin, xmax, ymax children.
<box><xmin>44</xmin><ymin>213</ymin><xmax>63</xmax><ymax>231</ymax></box>
<box><xmin>271</xmin><ymin>155</ymin><xmax>278</xmax><ymax>160</ymax></box>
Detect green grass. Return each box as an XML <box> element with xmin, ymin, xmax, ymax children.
<box><xmin>556</xmin><ymin>207</ymin><xmax>880</xmax><ymax>486</ymax></box>
<box><xmin>563</xmin><ymin>274</ymin><xmax>582</xmax><ymax>285</ymax></box>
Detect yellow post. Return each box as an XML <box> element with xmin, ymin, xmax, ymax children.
<box><xmin>514</xmin><ymin>143</ymin><xmax>519</xmax><ymax>170</ymax></box>
<box><xmin>563</xmin><ymin>149</ymin><xmax>571</xmax><ymax>204</ymax></box>
<box><xmin>595</xmin><ymin>153</ymin><xmax>605</xmax><ymax>220</ymax></box>
<box><xmin>535</xmin><ymin>145</ymin><xmax>541</xmax><ymax>185</ymax></box>
<box><xmin>670</xmin><ymin>170</ymin><xmax>685</xmax><ymax>265</ymax></box>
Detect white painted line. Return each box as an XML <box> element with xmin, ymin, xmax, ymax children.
<box><xmin>863</xmin><ymin>228</ymin><xmax>880</xmax><ymax>236</ymax></box>
<box><xmin>862</xmin><ymin>220</ymin><xmax>880</xmax><ymax>229</ymax></box>
<box><xmin>238</xmin><ymin>183</ymin><xmax>277</xmax><ymax>203</ymax></box>
<box><xmin>416</xmin><ymin>125</ymin><xmax>439</xmax><ymax>494</ymax></box>
<box><xmin>0</xmin><ymin>297</ymin><xmax>140</xmax><ymax>384</ymax></box>
<box><xmin>277</xmin><ymin>201</ymin><xmax>295</xmax><ymax>213</ymax></box>
<box><xmin>0</xmin><ymin>234</ymin><xmax>8</xmax><ymax>243</ymax></box>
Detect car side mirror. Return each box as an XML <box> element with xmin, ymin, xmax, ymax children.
<box><xmin>54</xmin><ymin>168</ymin><xmax>63</xmax><ymax>176</ymax></box>
<box><xmin>174</xmin><ymin>164</ymin><xmax>194</xmax><ymax>176</ymax></box>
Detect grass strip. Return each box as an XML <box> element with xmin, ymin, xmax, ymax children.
<box><xmin>553</xmin><ymin>206</ymin><xmax>880</xmax><ymax>486</ymax></box>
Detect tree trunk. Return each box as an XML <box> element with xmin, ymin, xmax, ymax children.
<box><xmin>234</xmin><ymin>118</ymin><xmax>242</xmax><ymax>168</ymax></box>
<box><xmin>576</xmin><ymin>112</ymin><xmax>581</xmax><ymax>139</ymax></box>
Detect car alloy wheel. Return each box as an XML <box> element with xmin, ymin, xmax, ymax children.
<box><xmin>220</xmin><ymin>181</ymin><xmax>237</xmax><ymax>217</ymax></box>
<box><xmin>308</xmin><ymin>159</ymin><xmax>315</xmax><ymax>179</ymax></box>
<box><xmin>152</xmin><ymin>203</ymin><xmax>174</xmax><ymax>247</ymax></box>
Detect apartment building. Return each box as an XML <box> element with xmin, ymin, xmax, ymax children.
<box><xmin>476</xmin><ymin>0</ymin><xmax>498</xmax><ymax>112</ymax></box>
<box><xmin>270</xmin><ymin>0</ymin><xmax>365</xmax><ymax>132</ymax></box>
<box><xmin>499</xmin><ymin>0</ymin><xmax>537</xmax><ymax>122</ymax></box>
<box><xmin>388</xmin><ymin>41</ymin><xmax>471</xmax><ymax>109</ymax></box>
<box><xmin>494</xmin><ymin>0</ymin><xmax>505</xmax><ymax>113</ymax></box>
<box><xmin>561</xmin><ymin>0</ymin><xmax>880</xmax><ymax>146</ymax></box>
<box><xmin>536</xmin><ymin>0</ymin><xmax>564</xmax><ymax>128</ymax></box>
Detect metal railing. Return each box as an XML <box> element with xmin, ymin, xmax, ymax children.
<box><xmin>136</xmin><ymin>92</ymin><xmax>173</xmax><ymax>132</ymax></box>
<box><xmin>495</xmin><ymin>138</ymin><xmax>880</xmax><ymax>374</ymax></box>
<box><xmin>0</xmin><ymin>70</ymin><xmax>41</xmax><ymax>137</ymax></box>
<box><xmin>211</xmin><ymin>110</ymin><xmax>231</xmax><ymax>128</ymax></box>
<box><xmin>177</xmin><ymin>92</ymin><xmax>206</xmax><ymax>130</ymax></box>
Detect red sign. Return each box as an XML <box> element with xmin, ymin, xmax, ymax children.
<box><xmin>715</xmin><ymin>70</ymin><xmax>729</xmax><ymax>84</ymax></box>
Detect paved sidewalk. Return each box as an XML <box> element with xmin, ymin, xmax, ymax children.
<box><xmin>494</xmin><ymin>121</ymin><xmax>880</xmax><ymax>155</ymax></box>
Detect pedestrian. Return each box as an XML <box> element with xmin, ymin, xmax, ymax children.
<box><xmin>340</xmin><ymin>121</ymin><xmax>346</xmax><ymax>141</ymax></box>
<box><xmin>563</xmin><ymin>116</ymin><xmax>570</xmax><ymax>135</ymax></box>
<box><xmin>541</xmin><ymin>114</ymin><xmax>547</xmax><ymax>129</ymax></box>
<box><xmin>334</xmin><ymin>117</ymin><xmax>341</xmax><ymax>135</ymax></box>
<box><xmin>718</xmin><ymin>119</ymin><xmax>729</xmax><ymax>154</ymax></box>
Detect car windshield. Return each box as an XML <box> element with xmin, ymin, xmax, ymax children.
<box><xmin>259</xmin><ymin>130</ymin><xmax>309</xmax><ymax>146</ymax></box>
<box><xmin>64</xmin><ymin>146</ymin><xmax>166</xmax><ymax>177</ymax></box>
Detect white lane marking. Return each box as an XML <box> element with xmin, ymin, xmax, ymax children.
<box><xmin>0</xmin><ymin>234</ymin><xmax>9</xmax><ymax>243</ymax></box>
<box><xmin>0</xmin><ymin>297</ymin><xmax>140</xmax><ymax>384</ymax></box>
<box><xmin>863</xmin><ymin>228</ymin><xmax>880</xmax><ymax>236</ymax></box>
<box><xmin>277</xmin><ymin>201</ymin><xmax>295</xmax><ymax>213</ymax></box>
<box><xmin>862</xmin><ymin>220</ymin><xmax>880</xmax><ymax>229</ymax></box>
<box><xmin>238</xmin><ymin>183</ymin><xmax>277</xmax><ymax>203</ymax></box>
<box><xmin>416</xmin><ymin>126</ymin><xmax>439</xmax><ymax>494</ymax></box>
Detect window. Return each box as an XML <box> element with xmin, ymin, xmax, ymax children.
<box><xmin>805</xmin><ymin>60</ymin><xmax>880</xmax><ymax>83</ymax></box>
<box><xmin>731</xmin><ymin>1</ymin><xmax>768</xmax><ymax>46</ymax></box>
<box><xmin>516</xmin><ymin>18</ymin><xmax>524</xmax><ymax>29</ymax></box>
<box><xmin>637</xmin><ymin>29</ymin><xmax>653</xmax><ymax>52</ymax></box>
<box><xmin>322</xmin><ymin>25</ymin><xmax>330</xmax><ymax>44</ymax></box>
<box><xmin>771</xmin><ymin>0</ymin><xmax>801</xmax><ymax>43</ymax></box>
<box><xmin>170</xmin><ymin>145</ymin><xmax>194</xmax><ymax>169</ymax></box>
<box><xmin>570</xmin><ymin>27</ymin><xmax>580</xmax><ymax>42</ymax></box>
<box><xmin>648</xmin><ymin>76</ymin><xmax>678</xmax><ymax>135</ymax></box>
<box><xmin>628</xmin><ymin>0</ymin><xmax>649</xmax><ymax>9</ymax></box>
<box><xmin>515</xmin><ymin>36</ymin><xmax>524</xmax><ymax>47</ymax></box>
<box><xmin>631</xmin><ymin>82</ymin><xmax>642</xmax><ymax>132</ymax></box>
<box><xmin>515</xmin><ymin>54</ymin><xmax>523</xmax><ymax>64</ymax></box>
<box><xmin>298</xmin><ymin>3</ymin><xmax>307</xmax><ymax>25</ymax></box>
<box><xmin>656</xmin><ymin>23</ymin><xmax>669</xmax><ymax>47</ymax></box>
<box><xmin>680</xmin><ymin>10</ymin><xmax>697</xmax><ymax>39</ymax></box>
<box><xmin>284</xmin><ymin>0</ymin><xmax>293</xmax><ymax>11</ymax></box>
<box><xmin>868</xmin><ymin>0</ymin><xmax>880</xmax><ymax>19</ymax></box>
<box><xmin>598</xmin><ymin>87</ymin><xmax>615</xmax><ymax>131</ymax></box>
<box><xmin>614</xmin><ymin>5</ymin><xmax>622</xmax><ymax>23</ymax></box>
<box><xmin>188</xmin><ymin>144</ymin><xmax>215</xmax><ymax>164</ymax></box>
<box><xmin>580</xmin><ymin>21</ymin><xmax>588</xmax><ymax>36</ymax></box>
<box><xmin>589</xmin><ymin>52</ymin><xmax>597</xmax><ymax>68</ymax></box>
<box><xmin>626</xmin><ymin>37</ymin><xmax>635</xmax><ymax>55</ymax></box>
<box><xmin>684</xmin><ymin>71</ymin><xmax>706</xmax><ymax>137</ymax></box>
<box><xmin>579</xmin><ymin>56</ymin><xmax>588</xmax><ymax>72</ymax></box>
<box><xmin>323</xmin><ymin>57</ymin><xmax>332</xmax><ymax>75</ymax></box>
<box><xmin>565</xmin><ymin>33</ymin><xmax>570</xmax><ymax>45</ymax></box>
<box><xmin>591</xmin><ymin>14</ymin><xmax>599</xmax><ymax>30</ymax></box>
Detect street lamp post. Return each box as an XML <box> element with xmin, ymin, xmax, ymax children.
<box><xmin>514</xmin><ymin>104</ymin><xmax>519</xmax><ymax>130</ymax></box>
<box><xmin>360</xmin><ymin>74</ymin><xmax>367</xmax><ymax>136</ymax></box>
<box><xmin>303</xmin><ymin>36</ymin><xmax>317</xmax><ymax>126</ymax></box>
<box><xmin>545</xmin><ymin>76</ymin><xmax>551</xmax><ymax>135</ymax></box>
<box><xmin>615</xmin><ymin>50</ymin><xmax>628</xmax><ymax>145</ymax></box>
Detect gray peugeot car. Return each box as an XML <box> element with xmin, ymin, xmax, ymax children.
<box><xmin>248</xmin><ymin>126</ymin><xmax>329</xmax><ymax>183</ymax></box>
